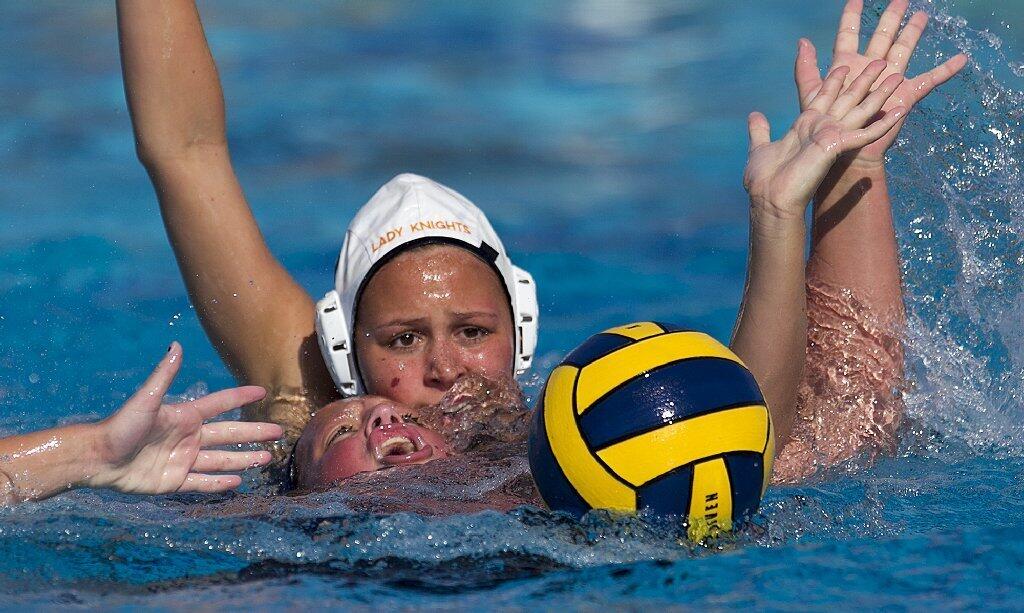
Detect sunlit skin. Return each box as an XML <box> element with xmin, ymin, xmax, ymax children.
<box><xmin>119</xmin><ymin>0</ymin><xmax>968</xmax><ymax>479</ymax></box>
<box><xmin>354</xmin><ymin>245</ymin><xmax>516</xmax><ymax>410</ymax></box>
<box><xmin>293</xmin><ymin>395</ymin><xmax>450</xmax><ymax>488</ymax></box>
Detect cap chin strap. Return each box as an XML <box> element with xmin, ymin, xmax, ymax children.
<box><xmin>315</xmin><ymin>266</ymin><xmax>539</xmax><ymax>397</ymax></box>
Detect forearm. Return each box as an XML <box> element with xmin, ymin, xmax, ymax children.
<box><xmin>808</xmin><ymin>161</ymin><xmax>904</xmax><ymax>324</ymax></box>
<box><xmin>148</xmin><ymin>154</ymin><xmax>317</xmax><ymax>383</ymax></box>
<box><xmin>731</xmin><ymin>211</ymin><xmax>808</xmax><ymax>448</ymax></box>
<box><xmin>0</xmin><ymin>424</ymin><xmax>103</xmax><ymax>505</ymax></box>
<box><xmin>116</xmin><ymin>0</ymin><xmax>226</xmax><ymax>161</ymax></box>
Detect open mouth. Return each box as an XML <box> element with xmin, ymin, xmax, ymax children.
<box><xmin>379</xmin><ymin>436</ymin><xmax>416</xmax><ymax>457</ymax></box>
<box><xmin>370</xmin><ymin>424</ymin><xmax>434</xmax><ymax>466</ymax></box>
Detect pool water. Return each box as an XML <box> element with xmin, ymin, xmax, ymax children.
<box><xmin>1</xmin><ymin>0</ymin><xmax>1023</xmax><ymax>607</ymax></box>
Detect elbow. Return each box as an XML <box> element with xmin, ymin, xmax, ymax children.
<box><xmin>133</xmin><ymin>135</ymin><xmax>229</xmax><ymax>172</ymax></box>
<box><xmin>0</xmin><ymin>468</ymin><xmax>20</xmax><ymax>506</ymax></box>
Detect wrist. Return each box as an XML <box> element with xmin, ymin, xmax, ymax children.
<box><xmin>845</xmin><ymin>156</ymin><xmax>887</xmax><ymax>173</ymax></box>
<box><xmin>822</xmin><ymin>156</ymin><xmax>888</xmax><ymax>189</ymax></box>
<box><xmin>81</xmin><ymin>422</ymin><xmax>118</xmax><ymax>489</ymax></box>
<box><xmin>749</xmin><ymin>202</ymin><xmax>808</xmax><ymax>241</ymax></box>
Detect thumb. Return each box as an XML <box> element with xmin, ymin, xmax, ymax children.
<box><xmin>123</xmin><ymin>342</ymin><xmax>184</xmax><ymax>413</ymax></box>
<box><xmin>794</xmin><ymin>38</ymin><xmax>822</xmax><ymax>110</ymax></box>
<box><xmin>748</xmin><ymin>112</ymin><xmax>771</xmax><ymax>152</ymax></box>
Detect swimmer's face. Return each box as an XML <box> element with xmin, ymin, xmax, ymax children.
<box><xmin>355</xmin><ymin>245</ymin><xmax>515</xmax><ymax>409</ymax></box>
<box><xmin>294</xmin><ymin>395</ymin><xmax>449</xmax><ymax>488</ymax></box>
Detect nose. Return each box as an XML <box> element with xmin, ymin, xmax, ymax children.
<box><xmin>363</xmin><ymin>402</ymin><xmax>403</xmax><ymax>436</ymax></box>
<box><xmin>424</xmin><ymin>339</ymin><xmax>466</xmax><ymax>391</ymax></box>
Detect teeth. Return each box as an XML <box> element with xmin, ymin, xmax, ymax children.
<box><xmin>379</xmin><ymin>436</ymin><xmax>415</xmax><ymax>456</ymax></box>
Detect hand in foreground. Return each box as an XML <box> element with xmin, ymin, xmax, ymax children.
<box><xmin>88</xmin><ymin>342</ymin><xmax>282</xmax><ymax>494</ymax></box>
<box><xmin>796</xmin><ymin>0</ymin><xmax>968</xmax><ymax>168</ymax></box>
<box><xmin>745</xmin><ymin>61</ymin><xmax>906</xmax><ymax>224</ymax></box>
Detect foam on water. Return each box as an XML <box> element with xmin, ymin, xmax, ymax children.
<box><xmin>894</xmin><ymin>0</ymin><xmax>1024</xmax><ymax>457</ymax></box>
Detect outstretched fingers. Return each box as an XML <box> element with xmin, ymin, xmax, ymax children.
<box><xmin>189</xmin><ymin>385</ymin><xmax>267</xmax><ymax>420</ymax></box>
<box><xmin>747</xmin><ymin>112</ymin><xmax>771</xmax><ymax>151</ymax></box>
<box><xmin>193</xmin><ymin>449</ymin><xmax>272</xmax><ymax>473</ymax></box>
<box><xmin>887</xmin><ymin>11</ymin><xmax>929</xmax><ymax>72</ymax></box>
<box><xmin>795</xmin><ymin>38</ymin><xmax>823</xmax><ymax>109</ymax></box>
<box><xmin>843</xmin><ymin>107</ymin><xmax>906</xmax><ymax>151</ymax></box>
<box><xmin>907</xmin><ymin>53</ymin><xmax>969</xmax><ymax>102</ymax></box>
<box><xmin>831</xmin><ymin>59</ymin><xmax>888</xmax><ymax>117</ymax></box>
<box><xmin>844</xmin><ymin>73</ymin><xmax>905</xmax><ymax>127</ymax></box>
<box><xmin>833</xmin><ymin>0</ymin><xmax>864</xmax><ymax>57</ymax></box>
<box><xmin>201</xmin><ymin>421</ymin><xmax>283</xmax><ymax>446</ymax></box>
<box><xmin>808</xmin><ymin>66</ymin><xmax>851</xmax><ymax>113</ymax></box>
<box><xmin>125</xmin><ymin>342</ymin><xmax>184</xmax><ymax>413</ymax></box>
<box><xmin>865</xmin><ymin>0</ymin><xmax>910</xmax><ymax>59</ymax></box>
<box><xmin>179</xmin><ymin>473</ymin><xmax>243</xmax><ymax>493</ymax></box>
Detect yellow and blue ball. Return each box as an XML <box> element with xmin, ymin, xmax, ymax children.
<box><xmin>528</xmin><ymin>322</ymin><xmax>775</xmax><ymax>540</ymax></box>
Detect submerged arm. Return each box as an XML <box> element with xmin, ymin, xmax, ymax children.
<box><xmin>116</xmin><ymin>0</ymin><xmax>337</xmax><ymax>434</ymax></box>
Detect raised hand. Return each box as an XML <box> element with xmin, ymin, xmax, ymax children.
<box><xmin>795</xmin><ymin>0</ymin><xmax>968</xmax><ymax>168</ymax></box>
<box><xmin>89</xmin><ymin>343</ymin><xmax>283</xmax><ymax>494</ymax></box>
<box><xmin>745</xmin><ymin>61</ymin><xmax>906</xmax><ymax>222</ymax></box>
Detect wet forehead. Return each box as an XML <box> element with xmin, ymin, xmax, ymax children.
<box><xmin>365</xmin><ymin>246</ymin><xmax>504</xmax><ymax>299</ymax></box>
<box><xmin>358</xmin><ymin>246</ymin><xmax>510</xmax><ymax>327</ymax></box>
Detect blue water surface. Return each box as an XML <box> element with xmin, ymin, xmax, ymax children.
<box><xmin>1</xmin><ymin>0</ymin><xmax>1023</xmax><ymax>608</ymax></box>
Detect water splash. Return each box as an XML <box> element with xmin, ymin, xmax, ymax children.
<box><xmin>774</xmin><ymin>280</ymin><xmax>905</xmax><ymax>483</ymax></box>
<box><xmin>889</xmin><ymin>0</ymin><xmax>1024</xmax><ymax>457</ymax></box>
<box><xmin>419</xmin><ymin>374</ymin><xmax>530</xmax><ymax>454</ymax></box>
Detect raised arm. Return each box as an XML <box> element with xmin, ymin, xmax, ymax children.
<box><xmin>800</xmin><ymin>0</ymin><xmax>965</xmax><ymax>309</ymax></box>
<box><xmin>0</xmin><ymin>344</ymin><xmax>281</xmax><ymax>505</ymax></box>
<box><xmin>772</xmin><ymin>0</ymin><xmax>966</xmax><ymax>480</ymax></box>
<box><xmin>116</xmin><ymin>1</ymin><xmax>337</xmax><ymax>438</ymax></box>
<box><xmin>733</xmin><ymin>60</ymin><xmax>907</xmax><ymax>453</ymax></box>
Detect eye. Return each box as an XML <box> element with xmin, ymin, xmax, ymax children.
<box><xmin>326</xmin><ymin>424</ymin><xmax>355</xmax><ymax>447</ymax></box>
<box><xmin>460</xmin><ymin>326</ymin><xmax>490</xmax><ymax>341</ymax></box>
<box><xmin>388</xmin><ymin>332</ymin><xmax>419</xmax><ymax>349</ymax></box>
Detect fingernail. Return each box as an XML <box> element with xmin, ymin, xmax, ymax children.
<box><xmin>167</xmin><ymin>345</ymin><xmax>173</xmax><ymax>353</ymax></box>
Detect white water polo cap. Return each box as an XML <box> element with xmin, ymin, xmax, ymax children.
<box><xmin>316</xmin><ymin>173</ymin><xmax>539</xmax><ymax>396</ymax></box>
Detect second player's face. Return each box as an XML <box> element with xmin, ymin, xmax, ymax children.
<box><xmin>354</xmin><ymin>245</ymin><xmax>516</xmax><ymax>410</ymax></box>
<box><xmin>294</xmin><ymin>395</ymin><xmax>450</xmax><ymax>487</ymax></box>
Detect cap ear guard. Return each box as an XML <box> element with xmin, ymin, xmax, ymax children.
<box><xmin>512</xmin><ymin>265</ymin><xmax>539</xmax><ymax>375</ymax></box>
<box><xmin>315</xmin><ymin>290</ymin><xmax>360</xmax><ymax>397</ymax></box>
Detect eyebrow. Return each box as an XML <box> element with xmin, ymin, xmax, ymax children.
<box><xmin>373</xmin><ymin>317</ymin><xmax>430</xmax><ymax>331</ymax></box>
<box><xmin>452</xmin><ymin>311</ymin><xmax>499</xmax><ymax>322</ymax></box>
<box><xmin>372</xmin><ymin>311</ymin><xmax>499</xmax><ymax>331</ymax></box>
